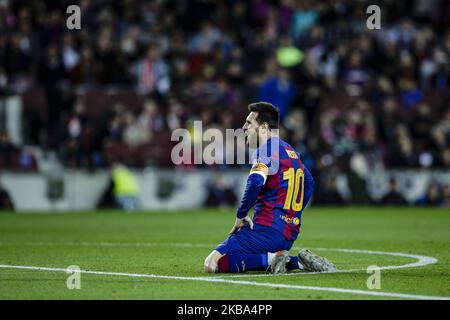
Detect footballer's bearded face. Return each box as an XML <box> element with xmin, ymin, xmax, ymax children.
<box><xmin>243</xmin><ymin>112</ymin><xmax>261</xmax><ymax>148</ymax></box>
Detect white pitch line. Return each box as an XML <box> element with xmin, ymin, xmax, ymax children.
<box><xmin>217</xmin><ymin>247</ymin><xmax>438</xmax><ymax>279</ymax></box>
<box><xmin>0</xmin><ymin>263</ymin><xmax>448</xmax><ymax>300</ymax></box>
<box><xmin>0</xmin><ymin>241</ymin><xmax>439</xmax><ymax>278</ymax></box>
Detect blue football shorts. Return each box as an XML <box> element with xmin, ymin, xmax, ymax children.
<box><xmin>215</xmin><ymin>224</ymin><xmax>294</xmax><ymax>255</ymax></box>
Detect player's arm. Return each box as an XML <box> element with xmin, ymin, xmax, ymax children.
<box><xmin>229</xmin><ymin>162</ymin><xmax>269</xmax><ymax>234</ymax></box>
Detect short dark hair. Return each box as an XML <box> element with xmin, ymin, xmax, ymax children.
<box><xmin>248</xmin><ymin>102</ymin><xmax>279</xmax><ymax>129</ymax></box>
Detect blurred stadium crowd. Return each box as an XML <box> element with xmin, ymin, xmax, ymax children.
<box><xmin>0</xmin><ymin>0</ymin><xmax>449</xmax><ymax>207</ymax></box>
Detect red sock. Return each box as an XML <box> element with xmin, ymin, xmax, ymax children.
<box><xmin>217</xmin><ymin>255</ymin><xmax>229</xmax><ymax>272</ymax></box>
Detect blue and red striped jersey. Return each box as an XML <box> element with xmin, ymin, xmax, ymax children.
<box><xmin>248</xmin><ymin>136</ymin><xmax>315</xmax><ymax>241</ymax></box>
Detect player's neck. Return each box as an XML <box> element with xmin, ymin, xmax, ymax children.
<box><xmin>259</xmin><ymin>131</ymin><xmax>278</xmax><ymax>146</ymax></box>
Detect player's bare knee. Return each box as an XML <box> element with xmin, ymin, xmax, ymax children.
<box><xmin>204</xmin><ymin>263</ymin><xmax>216</xmax><ymax>273</ymax></box>
<box><xmin>203</xmin><ymin>257</ymin><xmax>216</xmax><ymax>273</ymax></box>
<box><xmin>203</xmin><ymin>251</ymin><xmax>222</xmax><ymax>273</ymax></box>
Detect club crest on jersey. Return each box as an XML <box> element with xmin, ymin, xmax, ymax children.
<box><xmin>286</xmin><ymin>149</ymin><xmax>298</xmax><ymax>159</ymax></box>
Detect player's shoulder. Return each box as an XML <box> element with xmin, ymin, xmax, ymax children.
<box><xmin>251</xmin><ymin>137</ymin><xmax>283</xmax><ymax>175</ymax></box>
<box><xmin>251</xmin><ymin>137</ymin><xmax>301</xmax><ymax>162</ymax></box>
<box><xmin>279</xmin><ymin>138</ymin><xmax>301</xmax><ymax>160</ymax></box>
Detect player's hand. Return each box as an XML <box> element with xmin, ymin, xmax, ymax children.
<box><xmin>229</xmin><ymin>216</ymin><xmax>254</xmax><ymax>235</ymax></box>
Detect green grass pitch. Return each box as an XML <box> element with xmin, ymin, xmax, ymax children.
<box><xmin>0</xmin><ymin>207</ymin><xmax>449</xmax><ymax>299</ymax></box>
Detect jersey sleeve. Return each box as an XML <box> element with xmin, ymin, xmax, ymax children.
<box><xmin>249</xmin><ymin>162</ymin><xmax>269</xmax><ymax>184</ymax></box>
<box><xmin>236</xmin><ymin>171</ymin><xmax>265</xmax><ymax>219</ymax></box>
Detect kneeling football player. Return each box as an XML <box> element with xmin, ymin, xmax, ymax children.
<box><xmin>204</xmin><ymin>102</ymin><xmax>337</xmax><ymax>274</ymax></box>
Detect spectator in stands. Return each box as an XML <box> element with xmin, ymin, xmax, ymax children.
<box><xmin>122</xmin><ymin>111</ymin><xmax>150</xmax><ymax>148</ymax></box>
<box><xmin>188</xmin><ymin>21</ymin><xmax>222</xmax><ymax>55</ymax></box>
<box><xmin>315</xmin><ymin>175</ymin><xmax>347</xmax><ymax>205</ymax></box>
<box><xmin>0</xmin><ymin>131</ymin><xmax>18</xmax><ymax>169</ymax></box>
<box><xmin>431</xmin><ymin>108</ymin><xmax>450</xmax><ymax>167</ymax></box>
<box><xmin>415</xmin><ymin>181</ymin><xmax>443</xmax><ymax>207</ymax></box>
<box><xmin>257</xmin><ymin>68</ymin><xmax>295</xmax><ymax>120</ymax></box>
<box><xmin>284</xmin><ymin>109</ymin><xmax>307</xmax><ymax>146</ymax></box>
<box><xmin>38</xmin><ymin>43</ymin><xmax>66</xmax><ymax>139</ymax></box>
<box><xmin>0</xmin><ymin>184</ymin><xmax>14</xmax><ymax>211</ymax></box>
<box><xmin>379</xmin><ymin>178</ymin><xmax>408</xmax><ymax>205</ymax></box>
<box><xmin>110</xmin><ymin>162</ymin><xmax>140</xmax><ymax>211</ymax></box>
<box><xmin>440</xmin><ymin>149</ymin><xmax>450</xmax><ymax>168</ymax></box>
<box><xmin>388</xmin><ymin>124</ymin><xmax>416</xmax><ymax>167</ymax></box>
<box><xmin>441</xmin><ymin>184</ymin><xmax>450</xmax><ymax>208</ymax></box>
<box><xmin>166</xmin><ymin>98</ymin><xmax>185</xmax><ymax>131</ymax></box>
<box><xmin>291</xmin><ymin>0</ymin><xmax>319</xmax><ymax>41</ymax></box>
<box><xmin>204</xmin><ymin>173</ymin><xmax>237</xmax><ymax>207</ymax></box>
<box><xmin>61</xmin><ymin>101</ymin><xmax>90</xmax><ymax>167</ymax></box>
<box><xmin>97</xmin><ymin>178</ymin><xmax>115</xmax><ymax>209</ymax></box>
<box><xmin>343</xmin><ymin>52</ymin><xmax>370</xmax><ymax>97</ymax></box>
<box><xmin>134</xmin><ymin>46</ymin><xmax>170</xmax><ymax>96</ymax></box>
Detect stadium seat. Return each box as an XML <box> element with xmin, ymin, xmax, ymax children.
<box><xmin>21</xmin><ymin>86</ymin><xmax>48</xmax><ymax>123</ymax></box>
<box><xmin>103</xmin><ymin>140</ymin><xmax>136</xmax><ymax>167</ymax></box>
<box><xmin>82</xmin><ymin>89</ymin><xmax>112</xmax><ymax>120</ymax></box>
<box><xmin>112</xmin><ymin>89</ymin><xmax>145</xmax><ymax>114</ymax></box>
